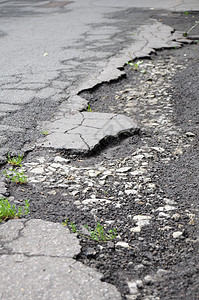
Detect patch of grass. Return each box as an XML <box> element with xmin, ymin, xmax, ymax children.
<box><xmin>6</xmin><ymin>154</ymin><xmax>23</xmax><ymax>167</ymax></box>
<box><xmin>85</xmin><ymin>222</ymin><xmax>117</xmax><ymax>242</ymax></box>
<box><xmin>4</xmin><ymin>169</ymin><xmax>28</xmax><ymax>184</ymax></box>
<box><xmin>87</xmin><ymin>104</ymin><xmax>92</xmax><ymax>112</ymax></box>
<box><xmin>63</xmin><ymin>220</ymin><xmax>117</xmax><ymax>243</ymax></box>
<box><xmin>42</xmin><ymin>130</ymin><xmax>48</xmax><ymax>136</ymax></box>
<box><xmin>0</xmin><ymin>198</ymin><xmax>29</xmax><ymax>222</ymax></box>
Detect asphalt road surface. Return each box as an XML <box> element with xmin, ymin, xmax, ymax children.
<box><xmin>1</xmin><ymin>0</ymin><xmax>199</xmax><ymax>158</ymax></box>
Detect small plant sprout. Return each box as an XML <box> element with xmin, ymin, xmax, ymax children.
<box><xmin>63</xmin><ymin>220</ymin><xmax>78</xmax><ymax>233</ymax></box>
<box><xmin>87</xmin><ymin>104</ymin><xmax>92</xmax><ymax>112</ymax></box>
<box><xmin>4</xmin><ymin>169</ymin><xmax>28</xmax><ymax>184</ymax></box>
<box><xmin>126</xmin><ymin>60</ymin><xmax>144</xmax><ymax>70</ymax></box>
<box><xmin>24</xmin><ymin>199</ymin><xmax>30</xmax><ymax>215</ymax></box>
<box><xmin>0</xmin><ymin>198</ymin><xmax>30</xmax><ymax>222</ymax></box>
<box><xmin>6</xmin><ymin>154</ymin><xmax>23</xmax><ymax>167</ymax></box>
<box><xmin>42</xmin><ymin>130</ymin><xmax>48</xmax><ymax>136</ymax></box>
<box><xmin>62</xmin><ymin>218</ymin><xmax>68</xmax><ymax>226</ymax></box>
<box><xmin>63</xmin><ymin>220</ymin><xmax>117</xmax><ymax>243</ymax></box>
<box><xmin>126</xmin><ymin>53</ymin><xmax>146</xmax><ymax>73</ymax></box>
<box><xmin>86</xmin><ymin>222</ymin><xmax>117</xmax><ymax>242</ymax></box>
<box><xmin>70</xmin><ymin>222</ymin><xmax>78</xmax><ymax>233</ymax></box>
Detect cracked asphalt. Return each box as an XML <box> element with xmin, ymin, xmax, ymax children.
<box><xmin>1</xmin><ymin>1</ymin><xmax>199</xmax><ymax>300</ymax></box>
<box><xmin>1</xmin><ymin>0</ymin><xmax>199</xmax><ymax>158</ymax></box>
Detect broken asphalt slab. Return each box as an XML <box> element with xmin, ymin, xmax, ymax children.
<box><xmin>0</xmin><ymin>219</ymin><xmax>121</xmax><ymax>300</ymax></box>
<box><xmin>36</xmin><ymin>112</ymin><xmax>139</xmax><ymax>153</ymax></box>
<box><xmin>56</xmin><ymin>21</ymin><xmax>192</xmax><ymax>114</ymax></box>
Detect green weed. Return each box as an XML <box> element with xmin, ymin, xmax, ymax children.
<box><xmin>126</xmin><ymin>56</ymin><xmax>146</xmax><ymax>73</ymax></box>
<box><xmin>63</xmin><ymin>220</ymin><xmax>117</xmax><ymax>243</ymax></box>
<box><xmin>4</xmin><ymin>169</ymin><xmax>28</xmax><ymax>184</ymax></box>
<box><xmin>70</xmin><ymin>221</ymin><xmax>78</xmax><ymax>233</ymax></box>
<box><xmin>63</xmin><ymin>219</ymin><xmax>78</xmax><ymax>233</ymax></box>
<box><xmin>0</xmin><ymin>198</ymin><xmax>29</xmax><ymax>222</ymax></box>
<box><xmin>127</xmin><ymin>60</ymin><xmax>143</xmax><ymax>70</ymax></box>
<box><xmin>85</xmin><ymin>222</ymin><xmax>117</xmax><ymax>242</ymax></box>
<box><xmin>87</xmin><ymin>104</ymin><xmax>92</xmax><ymax>112</ymax></box>
<box><xmin>6</xmin><ymin>154</ymin><xmax>23</xmax><ymax>167</ymax></box>
<box><xmin>62</xmin><ymin>219</ymin><xmax>69</xmax><ymax>226</ymax></box>
<box><xmin>42</xmin><ymin>130</ymin><xmax>48</xmax><ymax>136</ymax></box>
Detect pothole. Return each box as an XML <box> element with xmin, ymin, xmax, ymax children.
<box><xmin>3</xmin><ymin>40</ymin><xmax>199</xmax><ymax>300</ymax></box>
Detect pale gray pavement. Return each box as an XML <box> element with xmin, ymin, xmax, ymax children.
<box><xmin>1</xmin><ymin>0</ymin><xmax>199</xmax><ymax>299</ymax></box>
<box><xmin>0</xmin><ymin>219</ymin><xmax>121</xmax><ymax>300</ymax></box>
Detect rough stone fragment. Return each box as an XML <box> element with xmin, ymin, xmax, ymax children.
<box><xmin>156</xmin><ymin>269</ymin><xmax>170</xmax><ymax>277</ymax></box>
<box><xmin>185</xmin><ymin>132</ymin><xmax>195</xmax><ymax>137</ymax></box>
<box><xmin>82</xmin><ymin>198</ymin><xmax>111</xmax><ymax>205</ymax></box>
<box><xmin>130</xmin><ymin>226</ymin><xmax>141</xmax><ymax>233</ymax></box>
<box><xmin>133</xmin><ymin>215</ymin><xmax>152</xmax><ymax>227</ymax></box>
<box><xmin>30</xmin><ymin>166</ymin><xmax>44</xmax><ymax>174</ymax></box>
<box><xmin>133</xmin><ymin>215</ymin><xmax>152</xmax><ymax>221</ymax></box>
<box><xmin>125</xmin><ymin>189</ymin><xmax>138</xmax><ymax>195</ymax></box>
<box><xmin>156</xmin><ymin>205</ymin><xmax>176</xmax><ymax>212</ymax></box>
<box><xmin>158</xmin><ymin>212</ymin><xmax>170</xmax><ymax>218</ymax></box>
<box><xmin>54</xmin><ymin>156</ymin><xmax>70</xmax><ymax>163</ymax></box>
<box><xmin>117</xmin><ymin>167</ymin><xmax>132</xmax><ymax>173</ymax></box>
<box><xmin>173</xmin><ymin>231</ymin><xmax>183</xmax><ymax>238</ymax></box>
<box><xmin>143</xmin><ymin>275</ymin><xmax>156</xmax><ymax>285</ymax></box>
<box><xmin>127</xmin><ymin>281</ymin><xmax>138</xmax><ymax>295</ymax></box>
<box><xmin>115</xmin><ymin>241</ymin><xmax>129</xmax><ymax>248</ymax></box>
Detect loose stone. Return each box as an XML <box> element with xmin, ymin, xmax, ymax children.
<box><xmin>30</xmin><ymin>166</ymin><xmax>44</xmax><ymax>174</ymax></box>
<box><xmin>156</xmin><ymin>205</ymin><xmax>176</xmax><ymax>212</ymax></box>
<box><xmin>115</xmin><ymin>241</ymin><xmax>130</xmax><ymax>248</ymax></box>
<box><xmin>133</xmin><ymin>215</ymin><xmax>152</xmax><ymax>227</ymax></box>
<box><xmin>130</xmin><ymin>226</ymin><xmax>141</xmax><ymax>233</ymax></box>
<box><xmin>125</xmin><ymin>189</ymin><xmax>138</xmax><ymax>195</ymax></box>
<box><xmin>116</xmin><ymin>167</ymin><xmax>132</xmax><ymax>173</ymax></box>
<box><xmin>185</xmin><ymin>132</ymin><xmax>195</xmax><ymax>137</ymax></box>
<box><xmin>173</xmin><ymin>231</ymin><xmax>183</xmax><ymax>238</ymax></box>
<box><xmin>54</xmin><ymin>156</ymin><xmax>70</xmax><ymax>163</ymax></box>
<box><xmin>127</xmin><ymin>281</ymin><xmax>138</xmax><ymax>295</ymax></box>
<box><xmin>158</xmin><ymin>212</ymin><xmax>170</xmax><ymax>218</ymax></box>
